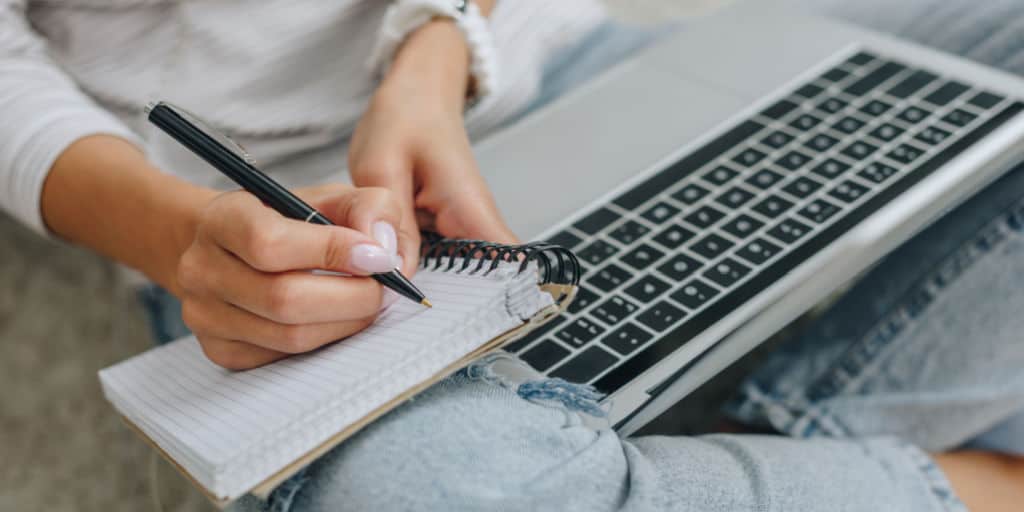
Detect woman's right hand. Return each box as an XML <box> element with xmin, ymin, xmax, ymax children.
<box><xmin>177</xmin><ymin>184</ymin><xmax>414</xmax><ymax>370</ymax></box>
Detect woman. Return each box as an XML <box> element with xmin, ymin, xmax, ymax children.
<box><xmin>2</xmin><ymin>0</ymin><xmax>1022</xmax><ymax>510</ymax></box>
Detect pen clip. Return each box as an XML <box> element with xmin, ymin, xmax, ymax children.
<box><xmin>145</xmin><ymin>101</ymin><xmax>258</xmax><ymax>166</ymax></box>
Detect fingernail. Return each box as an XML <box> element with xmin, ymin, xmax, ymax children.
<box><xmin>392</xmin><ymin>254</ymin><xmax>404</xmax><ymax>269</ymax></box>
<box><xmin>372</xmin><ymin>221</ymin><xmax>398</xmax><ymax>255</ymax></box>
<box><xmin>350</xmin><ymin>244</ymin><xmax>395</xmax><ymax>274</ymax></box>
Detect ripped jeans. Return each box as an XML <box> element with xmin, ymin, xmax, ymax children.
<box><xmin>135</xmin><ymin>2</ymin><xmax>1024</xmax><ymax>510</ymax></box>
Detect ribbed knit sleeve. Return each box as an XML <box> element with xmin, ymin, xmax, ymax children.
<box><xmin>0</xmin><ymin>0</ymin><xmax>141</xmax><ymax>236</ymax></box>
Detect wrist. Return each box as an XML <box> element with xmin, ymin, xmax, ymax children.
<box><xmin>382</xmin><ymin>19</ymin><xmax>472</xmax><ymax>111</ymax></box>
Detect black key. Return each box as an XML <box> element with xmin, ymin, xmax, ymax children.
<box><xmin>886</xmin><ymin>69</ymin><xmax>938</xmax><ymax>98</ymax></box>
<box><xmin>761</xmin><ymin>130</ymin><xmax>795</xmax><ymax>149</ymax></box>
<box><xmin>845</xmin><ymin>61</ymin><xmax>906</xmax><ymax>96</ymax></box>
<box><xmin>602</xmin><ymin>323</ymin><xmax>654</xmax><ymax>356</ymax></box>
<box><xmin>640</xmin><ymin>201</ymin><xmax>681</xmax><ymax>224</ymax></box>
<box><xmin>573</xmin><ymin>207</ymin><xmax>618</xmax><ymax>235</ymax></box>
<box><xmin>587</xmin><ymin>263</ymin><xmax>632</xmax><ymax>292</ymax></box>
<box><xmin>833</xmin><ymin>116</ymin><xmax>866</xmax><ymax>135</ymax></box>
<box><xmin>821</xmin><ymin>67</ymin><xmax>850</xmax><ymax>83</ymax></box>
<box><xmin>567</xmin><ymin>286</ymin><xmax>599</xmax><ymax>314</ymax></box>
<box><xmin>942</xmin><ymin>108</ymin><xmax>978</xmax><ymax>128</ymax></box>
<box><xmin>702</xmin><ymin>165</ymin><xmax>740</xmax><ymax>186</ymax></box>
<box><xmin>578</xmin><ymin>239</ymin><xmax>619</xmax><ymax>266</ymax></box>
<box><xmin>782</xmin><ymin>176</ymin><xmax>822</xmax><ymax>199</ymax></box>
<box><xmin>520</xmin><ymin>340</ymin><xmax>571</xmax><ymax>371</ymax></box>
<box><xmin>811</xmin><ymin>158</ymin><xmax>851</xmax><ymax>180</ymax></box>
<box><xmin>637</xmin><ymin>301</ymin><xmax>687</xmax><ymax>332</ymax></box>
<box><xmin>828</xmin><ymin>180</ymin><xmax>871</xmax><ymax>204</ymax></box>
<box><xmin>737</xmin><ymin>238</ymin><xmax>782</xmax><ymax>265</ymax></box>
<box><xmin>671</xmin><ymin>279</ymin><xmax>720</xmax><ymax>309</ymax></box>
<box><xmin>805</xmin><ymin>133</ymin><xmax>840</xmax><ymax>152</ymax></box>
<box><xmin>798</xmin><ymin>198</ymin><xmax>842</xmax><ymax>224</ymax></box>
<box><xmin>505</xmin><ymin>316</ymin><xmax>566</xmax><ymax>353</ymax></box>
<box><xmin>915</xmin><ymin>126</ymin><xmax>952</xmax><ymax>146</ymax></box>
<box><xmin>859</xmin><ymin>161</ymin><xmax>899</xmax><ymax>184</ymax></box>
<box><xmin>624</xmin><ymin>274</ymin><xmax>672</xmax><ymax>303</ymax></box>
<box><xmin>658</xmin><ymin>253</ymin><xmax>703</xmax><ymax>281</ymax></box>
<box><xmin>898</xmin><ymin>106</ymin><xmax>931</xmax><ymax>125</ymax></box>
<box><xmin>924</xmin><ymin>80</ymin><xmax>970</xmax><ymax>106</ymax></box>
<box><xmin>555</xmin><ymin>317</ymin><xmax>605</xmax><ymax>348</ymax></box>
<box><xmin>887</xmin><ymin>143</ymin><xmax>925</xmax><ymax>165</ymax></box>
<box><xmin>768</xmin><ymin>217</ymin><xmax>812</xmax><ymax>243</ymax></box>
<box><xmin>860</xmin><ymin>99</ymin><xmax>894</xmax><ymax>117</ymax></box>
<box><xmin>733</xmin><ymin>147</ymin><xmax>767</xmax><ymax>168</ymax></box>
<box><xmin>869</xmin><ymin>123</ymin><xmax>904</xmax><ymax>142</ymax></box>
<box><xmin>703</xmin><ymin>257</ymin><xmax>752</xmax><ymax>287</ymax></box>
<box><xmin>747</xmin><ymin>169</ymin><xmax>785</xmax><ymax>190</ymax></box>
<box><xmin>840</xmin><ymin>140</ymin><xmax>879</xmax><ymax>160</ymax></box>
<box><xmin>652</xmin><ymin>224</ymin><xmax>695</xmax><ymax>249</ymax></box>
<box><xmin>816</xmin><ymin>97</ymin><xmax>848</xmax><ymax>115</ymax></box>
<box><xmin>591</xmin><ymin>295</ymin><xmax>639</xmax><ymax>327</ymax></box>
<box><xmin>846</xmin><ymin>51</ymin><xmax>877</xmax><ymax>66</ymax></box>
<box><xmin>547</xmin><ymin>230</ymin><xmax>582</xmax><ymax>249</ymax></box>
<box><xmin>621</xmin><ymin>243</ymin><xmax>666</xmax><ymax>270</ymax></box>
<box><xmin>672</xmin><ymin>183</ymin><xmax>710</xmax><ymax>205</ymax></box>
<box><xmin>794</xmin><ymin>83</ymin><xmax>825</xmax><ymax>99</ymax></box>
<box><xmin>690</xmin><ymin>234</ymin><xmax>734</xmax><ymax>259</ymax></box>
<box><xmin>683</xmin><ymin>205</ymin><xmax>726</xmax><ymax>229</ymax></box>
<box><xmin>722</xmin><ymin>214</ymin><xmax>765</xmax><ymax>239</ymax></box>
<box><xmin>550</xmin><ymin>346</ymin><xmax>618</xmax><ymax>383</ymax></box>
<box><xmin>752</xmin><ymin>195</ymin><xmax>795</xmax><ymax>218</ymax></box>
<box><xmin>791</xmin><ymin>113</ymin><xmax>823</xmax><ymax>131</ymax></box>
<box><xmin>969</xmin><ymin>91</ymin><xmax>1004</xmax><ymax>110</ymax></box>
<box><xmin>761</xmin><ymin>99</ymin><xmax>800</xmax><ymax>119</ymax></box>
<box><xmin>608</xmin><ymin>220</ymin><xmax>650</xmax><ymax>246</ymax></box>
<box><xmin>715</xmin><ymin>187</ymin><xmax>756</xmax><ymax>209</ymax></box>
<box><xmin>776</xmin><ymin>150</ymin><xmax>813</xmax><ymax>171</ymax></box>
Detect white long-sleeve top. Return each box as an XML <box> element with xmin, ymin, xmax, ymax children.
<box><xmin>0</xmin><ymin>0</ymin><xmax>608</xmax><ymax>235</ymax></box>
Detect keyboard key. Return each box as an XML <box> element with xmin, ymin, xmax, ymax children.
<box><xmin>636</xmin><ymin>301</ymin><xmax>687</xmax><ymax>332</ymax></box>
<box><xmin>821</xmin><ymin>67</ymin><xmax>850</xmax><ymax>83</ymax></box>
<box><xmin>505</xmin><ymin>316</ymin><xmax>566</xmax><ymax>353</ymax></box>
<box><xmin>845</xmin><ymin>61</ymin><xmax>905</xmax><ymax>96</ymax></box>
<box><xmin>602</xmin><ymin>323</ymin><xmax>654</xmax><ymax>356</ymax></box>
<box><xmin>573</xmin><ymin>207</ymin><xmax>619</xmax><ymax>235</ymax></box>
<box><xmin>753</xmin><ymin>195</ymin><xmax>795</xmax><ymax>218</ymax></box>
<box><xmin>624</xmin><ymin>275</ymin><xmax>672</xmax><ymax>303</ymax></box>
<box><xmin>846</xmin><ymin>51</ymin><xmax>876</xmax><ymax>67</ymax></box>
<box><xmin>550</xmin><ymin>346</ymin><xmax>618</xmax><ymax>383</ymax></box>
<box><xmin>816</xmin><ymin>97</ymin><xmax>848</xmax><ymax>115</ymax></box>
<box><xmin>547</xmin><ymin>230</ymin><xmax>582</xmax><ymax>249</ymax></box>
<box><xmin>684</xmin><ymin>205</ymin><xmax>727</xmax><ymax>229</ymax></box>
<box><xmin>658</xmin><ymin>253</ymin><xmax>703</xmax><ymax>281</ymax></box>
<box><xmin>608</xmin><ymin>220</ymin><xmax>650</xmax><ymax>245</ymax></box>
<box><xmin>702</xmin><ymin>165</ymin><xmax>740</xmax><ymax>186</ymax></box>
<box><xmin>588</xmin><ymin>263</ymin><xmax>632</xmax><ymax>292</ymax></box>
<box><xmin>858</xmin><ymin>161</ymin><xmax>899</xmax><ymax>184</ymax></box>
<box><xmin>805</xmin><ymin>133</ymin><xmax>840</xmax><ymax>152</ymax></box>
<box><xmin>722</xmin><ymin>214</ymin><xmax>765</xmax><ymax>239</ymax></box>
<box><xmin>776</xmin><ymin>150</ymin><xmax>813</xmax><ymax>171</ymax></box>
<box><xmin>715</xmin><ymin>187</ymin><xmax>756</xmax><ymax>209</ymax></box>
<box><xmin>703</xmin><ymin>257</ymin><xmax>751</xmax><ymax>287</ymax></box>
<box><xmin>567</xmin><ymin>286</ymin><xmax>599</xmax><ymax>314</ymax></box>
<box><xmin>886</xmin><ymin>69</ymin><xmax>937</xmax><ymax>98</ymax></box>
<box><xmin>737</xmin><ymin>238</ymin><xmax>782</xmax><ymax>265</ymax></box>
<box><xmin>761</xmin><ymin>130</ymin><xmax>795</xmax><ymax>149</ymax></box>
<box><xmin>840</xmin><ymin>140</ymin><xmax>879</xmax><ymax>160</ymax></box>
<box><xmin>672</xmin><ymin>183</ymin><xmax>710</xmax><ymax>205</ymax></box>
<box><xmin>761</xmin><ymin>99</ymin><xmax>800</xmax><ymax>119</ymax></box>
<box><xmin>747</xmin><ymin>169</ymin><xmax>785</xmax><ymax>189</ymax></box>
<box><xmin>898</xmin><ymin>105</ymin><xmax>931</xmax><ymax>124</ymax></box>
<box><xmin>768</xmin><ymin>218</ymin><xmax>812</xmax><ymax>243</ymax></box>
<box><xmin>798</xmin><ymin>198</ymin><xmax>842</xmax><ymax>224</ymax></box>
<box><xmin>652</xmin><ymin>224</ymin><xmax>696</xmax><ymax>249</ymax></box>
<box><xmin>791</xmin><ymin>113</ymin><xmax>823</xmax><ymax>131</ymax></box>
<box><xmin>690</xmin><ymin>233</ymin><xmax>734</xmax><ymax>259</ymax></box>
<box><xmin>942</xmin><ymin>108</ymin><xmax>978</xmax><ymax>128</ymax></box>
<box><xmin>733</xmin><ymin>147</ymin><xmax>768</xmax><ymax>167</ymax></box>
<box><xmin>591</xmin><ymin>295</ymin><xmax>639</xmax><ymax>327</ymax></box>
<box><xmin>621</xmin><ymin>243</ymin><xmax>665</xmax><ymax>270</ymax></box>
<box><xmin>794</xmin><ymin>83</ymin><xmax>825</xmax><ymax>99</ymax></box>
<box><xmin>640</xmin><ymin>201</ymin><xmax>681</xmax><ymax>224</ymax></box>
<box><xmin>671</xmin><ymin>279</ymin><xmax>720</xmax><ymax>309</ymax></box>
<box><xmin>555</xmin><ymin>318</ymin><xmax>606</xmax><ymax>348</ymax></box>
<box><xmin>869</xmin><ymin>123</ymin><xmax>904</xmax><ymax>142</ymax></box>
<box><xmin>828</xmin><ymin>180</ymin><xmax>871</xmax><ymax>203</ymax></box>
<box><xmin>833</xmin><ymin>116</ymin><xmax>866</xmax><ymax>134</ymax></box>
<box><xmin>578</xmin><ymin>239</ymin><xmax>619</xmax><ymax>266</ymax></box>
<box><xmin>782</xmin><ymin>176</ymin><xmax>822</xmax><ymax>199</ymax></box>
<box><xmin>969</xmin><ymin>91</ymin><xmax>1004</xmax><ymax>110</ymax></box>
<box><xmin>887</xmin><ymin>143</ymin><xmax>925</xmax><ymax>165</ymax></box>
<box><xmin>810</xmin><ymin>158</ymin><xmax>850</xmax><ymax>180</ymax></box>
<box><xmin>914</xmin><ymin>126</ymin><xmax>952</xmax><ymax>146</ymax></box>
<box><xmin>924</xmin><ymin>80</ymin><xmax>970</xmax><ymax>106</ymax></box>
<box><xmin>521</xmin><ymin>340</ymin><xmax>571</xmax><ymax>371</ymax></box>
<box><xmin>860</xmin><ymin>99</ymin><xmax>894</xmax><ymax>116</ymax></box>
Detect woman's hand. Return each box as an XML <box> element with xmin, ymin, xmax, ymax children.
<box><xmin>177</xmin><ymin>184</ymin><xmax>413</xmax><ymax>370</ymax></box>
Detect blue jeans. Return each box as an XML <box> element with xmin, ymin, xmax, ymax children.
<box><xmin>137</xmin><ymin>3</ymin><xmax>1024</xmax><ymax>510</ymax></box>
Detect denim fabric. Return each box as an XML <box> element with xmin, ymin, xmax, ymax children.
<box><xmin>136</xmin><ymin>284</ymin><xmax>190</xmax><ymax>345</ymax></box>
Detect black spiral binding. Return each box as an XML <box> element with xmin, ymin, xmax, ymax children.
<box><xmin>419</xmin><ymin>232</ymin><xmax>581</xmax><ymax>287</ymax></box>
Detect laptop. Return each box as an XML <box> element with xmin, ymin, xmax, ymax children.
<box><xmin>473</xmin><ymin>0</ymin><xmax>1024</xmax><ymax>434</ymax></box>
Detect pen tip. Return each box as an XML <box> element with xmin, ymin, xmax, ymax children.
<box><xmin>421</xmin><ymin>299</ymin><xmax>433</xmax><ymax>308</ymax></box>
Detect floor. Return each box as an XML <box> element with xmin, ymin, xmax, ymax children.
<box><xmin>0</xmin><ymin>1</ymin><xmax>727</xmax><ymax>511</ymax></box>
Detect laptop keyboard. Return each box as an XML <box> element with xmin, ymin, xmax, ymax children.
<box><xmin>506</xmin><ymin>50</ymin><xmax>1023</xmax><ymax>395</ymax></box>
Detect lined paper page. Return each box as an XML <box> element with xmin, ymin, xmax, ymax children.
<box><xmin>99</xmin><ymin>263</ymin><xmax>553</xmax><ymax>500</ymax></box>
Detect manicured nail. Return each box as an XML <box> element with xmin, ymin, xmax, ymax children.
<box><xmin>350</xmin><ymin>244</ymin><xmax>395</xmax><ymax>274</ymax></box>
<box><xmin>372</xmin><ymin>221</ymin><xmax>398</xmax><ymax>255</ymax></box>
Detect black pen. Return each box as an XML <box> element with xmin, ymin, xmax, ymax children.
<box><xmin>145</xmin><ymin>101</ymin><xmax>431</xmax><ymax>308</ymax></box>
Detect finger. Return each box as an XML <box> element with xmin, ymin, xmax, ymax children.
<box><xmin>197</xmin><ymin>335</ymin><xmax>289</xmax><ymax>370</ymax></box>
<box><xmin>348</xmin><ymin>156</ymin><xmax>421</xmax><ymax>277</ymax></box>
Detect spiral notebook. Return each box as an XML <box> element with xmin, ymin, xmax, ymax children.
<box><xmin>98</xmin><ymin>239</ymin><xmax>579</xmax><ymax>505</ymax></box>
